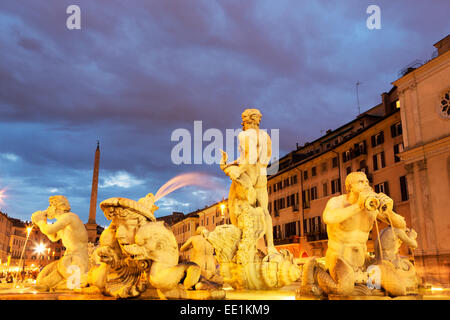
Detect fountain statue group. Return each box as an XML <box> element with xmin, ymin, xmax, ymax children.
<box><xmin>30</xmin><ymin>108</ymin><xmax>420</xmax><ymax>299</ymax></box>
<box><xmin>299</xmin><ymin>171</ymin><xmax>419</xmax><ymax>297</ymax></box>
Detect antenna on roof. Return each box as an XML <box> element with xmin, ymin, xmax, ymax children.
<box><xmin>356</xmin><ymin>81</ymin><xmax>361</xmax><ymax>116</ymax></box>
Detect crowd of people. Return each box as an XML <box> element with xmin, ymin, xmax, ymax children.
<box><xmin>0</xmin><ymin>270</ymin><xmax>39</xmax><ymax>284</ymax></box>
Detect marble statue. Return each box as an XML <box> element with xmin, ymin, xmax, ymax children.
<box><xmin>374</xmin><ymin>226</ymin><xmax>420</xmax><ymax>295</ymax></box>
<box><xmin>31</xmin><ymin>195</ymin><xmax>89</xmax><ymax>291</ymax></box>
<box><xmin>300</xmin><ymin>171</ymin><xmax>419</xmax><ymax>297</ymax></box>
<box><xmin>87</xmin><ymin>193</ymin><xmax>203</xmax><ymax>299</ymax></box>
<box><xmin>206</xmin><ymin>108</ymin><xmax>301</xmax><ymax>290</ymax></box>
<box><xmin>375</xmin><ymin>226</ymin><xmax>417</xmax><ymax>267</ymax></box>
<box><xmin>180</xmin><ymin>226</ymin><xmax>222</xmax><ymax>285</ymax></box>
<box><xmin>221</xmin><ymin>108</ymin><xmax>276</xmax><ymax>256</ymax></box>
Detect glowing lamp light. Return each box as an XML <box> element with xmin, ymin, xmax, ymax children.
<box><xmin>396</xmin><ymin>100</ymin><xmax>401</xmax><ymax>109</ymax></box>
<box><xmin>26</xmin><ymin>226</ymin><xmax>33</xmax><ymax>236</ymax></box>
<box><xmin>34</xmin><ymin>243</ymin><xmax>47</xmax><ymax>255</ymax></box>
<box><xmin>220</xmin><ymin>203</ymin><xmax>226</xmax><ymax>218</ymax></box>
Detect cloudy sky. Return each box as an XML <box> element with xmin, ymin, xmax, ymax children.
<box><xmin>0</xmin><ymin>0</ymin><xmax>449</xmax><ymax>227</ymax></box>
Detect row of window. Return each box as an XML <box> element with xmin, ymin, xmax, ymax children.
<box><xmin>269</xmin><ymin>193</ymin><xmax>300</xmax><ymax>216</ymax></box>
<box><xmin>341</xmin><ymin>123</ymin><xmax>402</xmax><ymax>164</ymax></box>
<box><xmin>272</xmin><ymin>178</ymin><xmax>408</xmax><ymax>241</ymax></box>
<box><xmin>303</xmin><ymin>157</ymin><xmax>339</xmax><ymax>181</ymax></box>
<box><xmin>269</xmin><ymin>175</ymin><xmax>298</xmax><ymax>193</ymax></box>
<box><xmin>297</xmin><ymin>123</ymin><xmax>404</xmax><ymax>184</ymax></box>
<box><xmin>344</xmin><ymin>142</ymin><xmax>404</xmax><ymax>175</ymax></box>
<box><xmin>12</xmin><ymin>238</ymin><xmax>25</xmax><ymax>247</ymax></box>
<box><xmin>199</xmin><ymin>216</ymin><xmax>231</xmax><ymax>228</ymax></box>
<box><xmin>270</xmin><ymin>178</ymin><xmax>342</xmax><ymax>214</ymax></box>
<box><xmin>303</xmin><ymin>179</ymin><xmax>341</xmax><ymax>208</ymax></box>
<box><xmin>174</xmin><ymin>223</ymin><xmax>194</xmax><ymax>235</ymax></box>
<box><xmin>272</xmin><ymin>217</ymin><xmax>327</xmax><ymax>240</ymax></box>
<box><xmin>303</xmin><ymin>216</ymin><xmax>325</xmax><ymax>235</ymax></box>
<box><xmin>270</xmin><ymin>174</ymin><xmax>409</xmax><ymax>218</ymax></box>
<box><xmin>342</xmin><ymin>141</ymin><xmax>367</xmax><ymax>163</ymax></box>
<box><xmin>271</xmin><ymin>157</ymin><xmax>339</xmax><ymax>193</ymax></box>
<box><xmin>174</xmin><ymin>217</ymin><xmax>234</xmax><ymax>236</ymax></box>
<box><xmin>373</xmin><ymin>176</ymin><xmax>409</xmax><ymax>202</ymax></box>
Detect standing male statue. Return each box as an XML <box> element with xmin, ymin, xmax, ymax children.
<box><xmin>220</xmin><ymin>108</ymin><xmax>276</xmax><ymax>256</ymax></box>
<box><xmin>31</xmin><ymin>195</ymin><xmax>89</xmax><ymax>291</ymax></box>
<box><xmin>209</xmin><ymin>108</ymin><xmax>300</xmax><ymax>289</ymax></box>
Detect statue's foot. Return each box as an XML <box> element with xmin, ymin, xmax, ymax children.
<box><xmin>34</xmin><ymin>284</ymin><xmax>50</xmax><ymax>292</ymax></box>
<box><xmin>195</xmin><ymin>280</ymin><xmax>223</xmax><ymax>290</ymax></box>
<box><xmin>263</xmin><ymin>248</ymin><xmax>284</xmax><ymax>263</ymax></box>
<box><xmin>267</xmin><ymin>246</ymin><xmax>279</xmax><ymax>255</ymax></box>
<box><xmin>76</xmin><ymin>285</ymin><xmax>102</xmax><ymax>295</ymax></box>
<box><xmin>157</xmin><ymin>284</ymin><xmax>188</xmax><ymax>300</ymax></box>
<box><xmin>183</xmin><ymin>265</ymin><xmax>201</xmax><ymax>289</ymax></box>
<box><xmin>297</xmin><ymin>284</ymin><xmax>324</xmax><ymax>297</ymax></box>
<box><xmin>209</xmin><ymin>273</ymin><xmax>224</xmax><ymax>285</ymax></box>
<box><xmin>351</xmin><ymin>284</ymin><xmax>385</xmax><ymax>296</ymax></box>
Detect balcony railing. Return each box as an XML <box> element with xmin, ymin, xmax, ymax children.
<box><xmin>305</xmin><ymin>225</ymin><xmax>328</xmax><ymax>242</ymax></box>
<box><xmin>306</xmin><ymin>232</ymin><xmax>328</xmax><ymax>242</ymax></box>
<box><xmin>274</xmin><ymin>236</ymin><xmax>300</xmax><ymax>245</ymax></box>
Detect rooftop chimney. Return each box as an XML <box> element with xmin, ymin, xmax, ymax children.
<box><xmin>434</xmin><ymin>35</ymin><xmax>450</xmax><ymax>56</ymax></box>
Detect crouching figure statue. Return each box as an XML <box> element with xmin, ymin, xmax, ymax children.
<box><xmin>87</xmin><ymin>193</ymin><xmax>202</xmax><ymax>298</ymax></box>
<box><xmin>31</xmin><ymin>195</ymin><xmax>89</xmax><ymax>291</ymax></box>
<box><xmin>300</xmin><ymin>172</ymin><xmax>419</xmax><ymax>298</ymax></box>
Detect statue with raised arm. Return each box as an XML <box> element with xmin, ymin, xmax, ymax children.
<box><xmin>207</xmin><ymin>108</ymin><xmax>301</xmax><ymax>290</ymax></box>
<box><xmin>31</xmin><ymin>195</ymin><xmax>89</xmax><ymax>291</ymax></box>
<box><xmin>220</xmin><ymin>108</ymin><xmax>276</xmax><ymax>260</ymax></box>
<box><xmin>300</xmin><ymin>172</ymin><xmax>418</xmax><ymax>297</ymax></box>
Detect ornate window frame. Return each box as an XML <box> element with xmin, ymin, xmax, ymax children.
<box><xmin>437</xmin><ymin>87</ymin><xmax>450</xmax><ymax>120</ymax></box>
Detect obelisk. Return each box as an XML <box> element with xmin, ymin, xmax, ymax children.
<box><xmin>86</xmin><ymin>141</ymin><xmax>100</xmax><ymax>243</ymax></box>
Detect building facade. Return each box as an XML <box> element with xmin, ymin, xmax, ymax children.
<box><xmin>159</xmin><ymin>202</ymin><xmax>231</xmax><ymax>261</ymax></box>
<box><xmin>7</xmin><ymin>218</ymin><xmax>65</xmax><ymax>270</ymax></box>
<box><xmin>0</xmin><ymin>213</ymin><xmax>67</xmax><ymax>271</ymax></box>
<box><xmin>393</xmin><ymin>34</ymin><xmax>450</xmax><ymax>287</ymax></box>
<box><xmin>0</xmin><ymin>212</ymin><xmax>12</xmax><ymax>265</ymax></box>
<box><xmin>267</xmin><ymin>87</ymin><xmax>410</xmax><ymax>258</ymax></box>
<box><xmin>172</xmin><ymin>212</ymin><xmax>199</xmax><ymax>261</ymax></box>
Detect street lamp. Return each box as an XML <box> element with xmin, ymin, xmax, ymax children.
<box><xmin>14</xmin><ymin>225</ymin><xmax>33</xmax><ymax>285</ymax></box>
<box><xmin>34</xmin><ymin>243</ymin><xmax>47</xmax><ymax>255</ymax></box>
<box><xmin>20</xmin><ymin>226</ymin><xmax>33</xmax><ymax>269</ymax></box>
<box><xmin>34</xmin><ymin>243</ymin><xmax>47</xmax><ymax>268</ymax></box>
<box><xmin>220</xmin><ymin>203</ymin><xmax>226</xmax><ymax>221</ymax></box>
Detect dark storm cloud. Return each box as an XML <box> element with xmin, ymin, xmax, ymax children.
<box><xmin>0</xmin><ymin>0</ymin><xmax>449</xmax><ymax>223</ymax></box>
